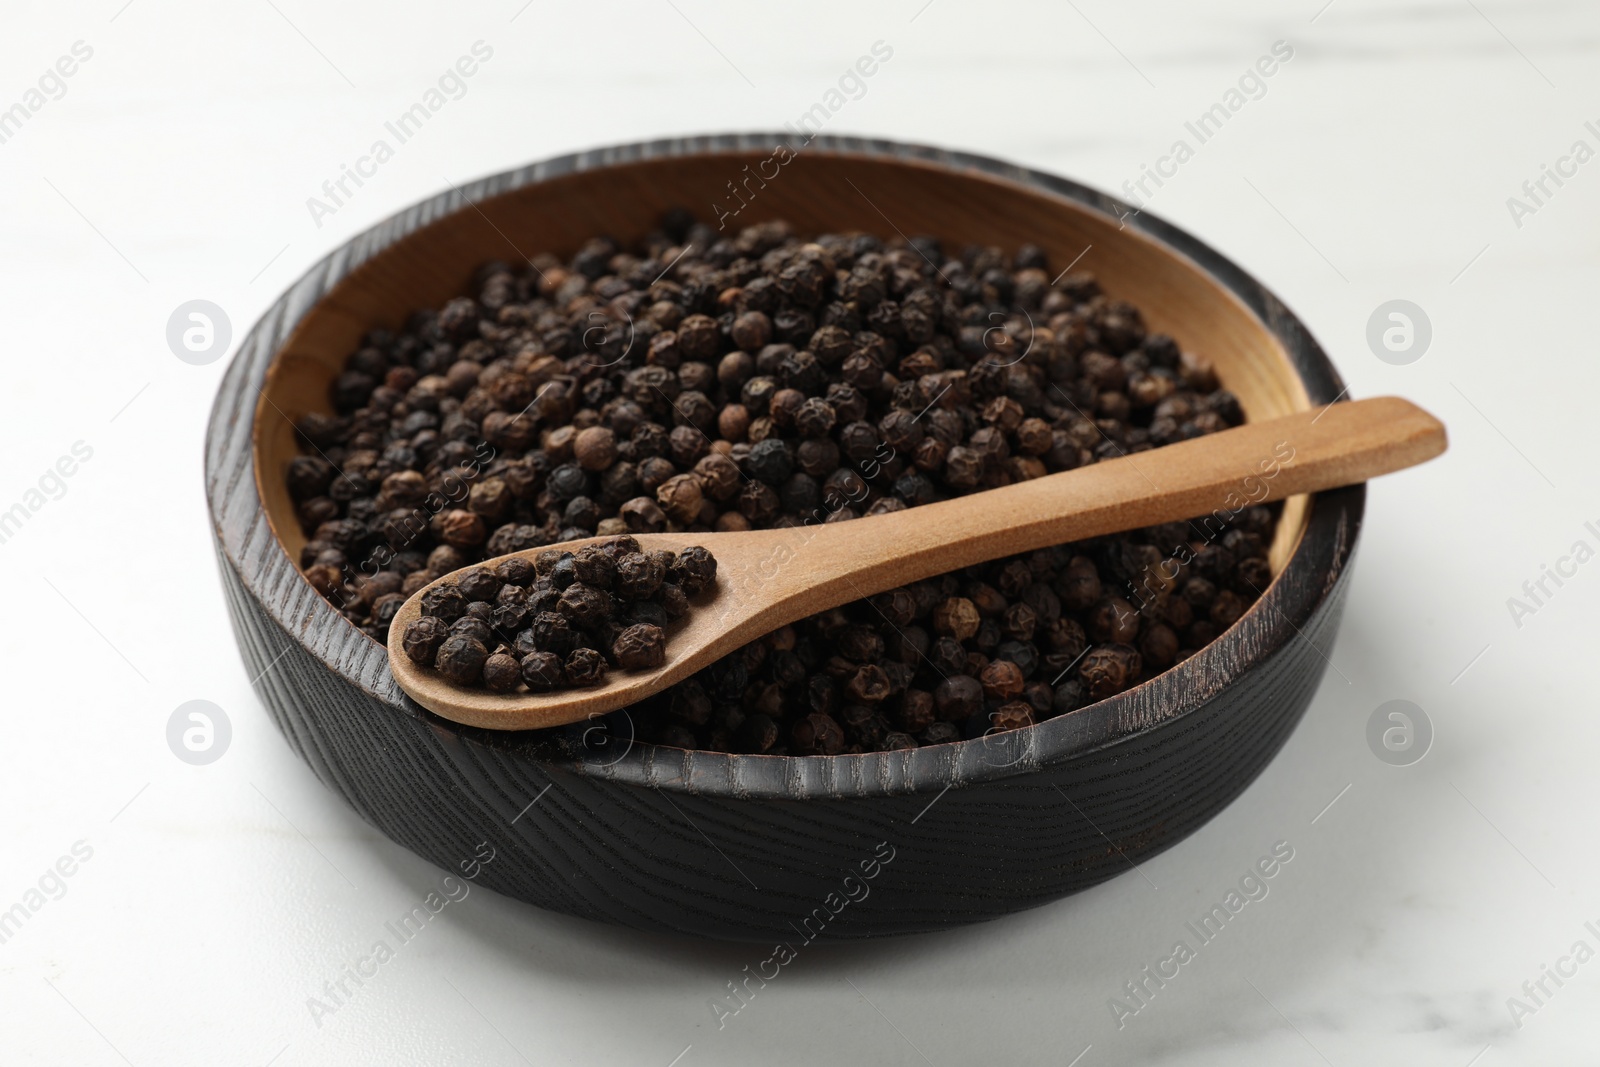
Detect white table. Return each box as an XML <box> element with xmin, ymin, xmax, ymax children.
<box><xmin>2</xmin><ymin>1</ymin><xmax>1595</xmax><ymax>1063</ymax></box>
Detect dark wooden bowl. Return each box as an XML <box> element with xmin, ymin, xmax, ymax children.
<box><xmin>206</xmin><ymin>134</ymin><xmax>1360</xmax><ymax>942</ymax></box>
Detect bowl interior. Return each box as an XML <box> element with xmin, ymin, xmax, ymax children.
<box><xmin>254</xmin><ymin>148</ymin><xmax>1312</xmax><ymax>599</ymax></box>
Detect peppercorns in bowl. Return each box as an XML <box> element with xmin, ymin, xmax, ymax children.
<box><xmin>280</xmin><ymin>208</ymin><xmax>1281</xmax><ymax>755</ymax></box>
<box><xmin>213</xmin><ymin>134</ymin><xmax>1360</xmax><ymax>941</ymax></box>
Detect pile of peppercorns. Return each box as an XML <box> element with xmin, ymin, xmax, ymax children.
<box><xmin>399</xmin><ymin>537</ymin><xmax>717</xmax><ymax>693</ymax></box>
<box><xmin>286</xmin><ymin>210</ymin><xmax>1277</xmax><ymax>752</ymax></box>
<box><xmin>632</xmin><ymin>519</ymin><xmax>1275</xmax><ymax>753</ymax></box>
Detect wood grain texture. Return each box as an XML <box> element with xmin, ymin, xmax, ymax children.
<box><xmin>393</xmin><ymin>398</ymin><xmax>1435</xmax><ymax>729</ymax></box>
<box><xmin>206</xmin><ymin>134</ymin><xmax>1363</xmax><ymax>941</ymax></box>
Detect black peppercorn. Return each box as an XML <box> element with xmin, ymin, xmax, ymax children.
<box><xmin>795</xmin><ymin>438</ymin><xmax>840</xmax><ymax>478</ymax></box>
<box><xmin>979</xmin><ymin>660</ymin><xmax>1026</xmax><ymax>701</ymax></box>
<box><xmin>675</xmin><ymin>545</ymin><xmax>718</xmax><ymax>594</ymax></box>
<box><xmin>456</xmin><ymin>567</ymin><xmax>501</xmax><ymax>604</ymax></box>
<box><xmin>793</xmin><ymin>397</ymin><xmax>837</xmax><ymax>439</ymax></box>
<box><xmin>1232</xmin><ymin>556</ymin><xmax>1272</xmax><ymax>596</ymax></box>
<box><xmin>1210</xmin><ymin>590</ymin><xmax>1247</xmax><ymax>628</ymax></box>
<box><xmin>1087</xmin><ymin>596</ymin><xmax>1141</xmax><ymax>644</ymax></box>
<box><xmin>286</xmin><ymin>456</ymin><xmax>335</xmax><ymax>501</ymax></box>
<box><xmin>615</xmin><ymin>552</ymin><xmax>666</xmax><ymax>600</ymax></box>
<box><xmin>482</xmin><ymin>653</ymin><xmax>521</xmax><ymax>692</ymax></box>
<box><xmin>612</xmin><ymin>624</ymin><xmax>667</xmax><ymax>670</ymax></box>
<box><xmin>734</xmin><ymin>713</ymin><xmax>781</xmax><ymax>753</ymax></box>
<box><xmin>791</xmin><ymin>712</ymin><xmax>846</xmax><ymax>755</ymax></box>
<box><xmin>572</xmin><ymin>545</ymin><xmax>617</xmax><ymax>589</ymax></box>
<box><xmin>844</xmin><ymin>664</ymin><xmax>892</xmax><ymax>703</ymax></box>
<box><xmin>745</xmin><ymin>438</ymin><xmax>793</xmax><ymax>485</ymax></box>
<box><xmin>931</xmin><ymin>598</ymin><xmax>981</xmax><ymax>641</ymax></box>
<box><xmin>449</xmin><ymin>615</ymin><xmax>493</xmax><ymax>648</ymax></box>
<box><xmin>934</xmin><ymin>674</ymin><xmax>983</xmax><ymax>721</ymax></box>
<box><xmin>557</xmin><ymin>583</ymin><xmax>613</xmax><ymax>630</ymax></box>
<box><xmin>530</xmin><ymin>610</ymin><xmax>575</xmax><ymax>654</ymax></box>
<box><xmin>495</xmin><ymin>556</ymin><xmax>536</xmax><ymax>587</ymax></box>
<box><xmin>989</xmin><ymin>702</ymin><xmax>1035</xmax><ymax>732</ymax></box>
<box><xmin>897</xmin><ymin>689</ymin><xmax>935</xmax><ymax>733</ymax></box>
<box><xmin>435</xmin><ymin>634</ymin><xmax>488</xmax><ymax>685</ymax></box>
<box><xmin>929</xmin><ymin>636</ymin><xmax>966</xmax><ymax>676</ymax></box>
<box><xmin>564</xmin><ymin>647</ymin><xmax>609</xmax><ymax>687</ymax></box>
<box><xmin>1079</xmin><ymin>644</ymin><xmax>1141</xmax><ymax>701</ymax></box>
<box><xmin>402</xmin><ymin>616</ymin><xmax>449</xmax><ymax>665</ymax></box>
<box><xmin>371</xmin><ymin>593</ymin><xmax>406</xmax><ymax>630</ymax></box>
<box><xmin>1140</xmin><ymin>623</ymin><xmax>1179</xmax><ymax>668</ymax></box>
<box><xmin>520</xmin><ymin>651</ymin><xmax>564</xmax><ymax>691</ymax></box>
<box><xmin>1057</xmin><ymin>556</ymin><xmax>1102</xmax><ymax>611</ymax></box>
<box><xmin>738</xmin><ymin>481</ymin><xmax>781</xmax><ymax>524</ymax></box>
<box><xmin>420</xmin><ymin>583</ymin><xmax>469</xmax><ymax>623</ymax></box>
<box><xmin>619</xmin><ymin>496</ymin><xmax>668</xmax><ymax>533</ymax></box>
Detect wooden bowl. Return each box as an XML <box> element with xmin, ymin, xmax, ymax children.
<box><xmin>206</xmin><ymin>134</ymin><xmax>1359</xmax><ymax>942</ymax></box>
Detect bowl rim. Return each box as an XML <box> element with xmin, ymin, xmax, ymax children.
<box><xmin>206</xmin><ymin>131</ymin><xmax>1359</xmax><ymax>798</ymax></box>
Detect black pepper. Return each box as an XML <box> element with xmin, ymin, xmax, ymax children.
<box><xmin>612</xmin><ymin>624</ymin><xmax>666</xmax><ymax>670</ymax></box>
<box><xmin>398</xmin><ymin>537</ymin><xmax>720</xmax><ymax>693</ymax></box>
<box><xmin>290</xmin><ymin>212</ymin><xmax>1280</xmax><ymax>751</ymax></box>
<box><xmin>434</xmin><ymin>634</ymin><xmax>488</xmax><ymax>685</ymax></box>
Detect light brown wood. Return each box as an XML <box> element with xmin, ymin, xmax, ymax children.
<box><xmin>388</xmin><ymin>396</ymin><xmax>1445</xmax><ymax>730</ymax></box>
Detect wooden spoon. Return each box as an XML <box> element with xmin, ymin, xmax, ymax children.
<box><xmin>387</xmin><ymin>395</ymin><xmax>1445</xmax><ymax>730</ymax></box>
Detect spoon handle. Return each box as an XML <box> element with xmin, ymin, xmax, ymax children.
<box><xmin>767</xmin><ymin>396</ymin><xmax>1445</xmax><ymax>608</ymax></box>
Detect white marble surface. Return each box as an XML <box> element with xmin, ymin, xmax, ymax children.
<box><xmin>2</xmin><ymin>0</ymin><xmax>1597</xmax><ymax>1063</ymax></box>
